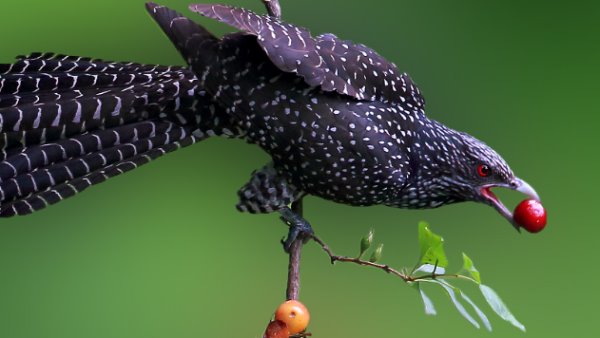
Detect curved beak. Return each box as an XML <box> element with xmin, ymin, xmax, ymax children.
<box><xmin>480</xmin><ymin>177</ymin><xmax>540</xmax><ymax>232</ymax></box>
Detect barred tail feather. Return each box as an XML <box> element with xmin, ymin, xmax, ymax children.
<box><xmin>0</xmin><ymin>52</ymin><xmax>186</xmax><ymax>76</ymax></box>
<box><xmin>0</xmin><ymin>53</ymin><xmax>212</xmax><ymax>216</ymax></box>
<box><xmin>0</xmin><ymin>120</ymin><xmax>202</xmax><ymax>217</ymax></box>
<box><xmin>0</xmin><ymin>53</ymin><xmax>200</xmax><ymax>160</ymax></box>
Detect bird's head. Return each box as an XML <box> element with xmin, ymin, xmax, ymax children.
<box><xmin>437</xmin><ymin>132</ymin><xmax>540</xmax><ymax>231</ymax></box>
<box><xmin>396</xmin><ymin>122</ymin><xmax>540</xmax><ymax>231</ymax></box>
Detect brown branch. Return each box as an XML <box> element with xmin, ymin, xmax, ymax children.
<box><xmin>309</xmin><ymin>234</ymin><xmax>475</xmax><ymax>284</ymax></box>
<box><xmin>282</xmin><ymin>209</ymin><xmax>472</xmax><ymax>302</ymax></box>
<box><xmin>257</xmin><ymin>0</ymin><xmax>305</xmax><ymax>303</ymax></box>
<box><xmin>285</xmin><ymin>199</ymin><xmax>305</xmax><ymax>300</ymax></box>
<box><xmin>309</xmin><ymin>234</ymin><xmax>410</xmax><ymax>281</ymax></box>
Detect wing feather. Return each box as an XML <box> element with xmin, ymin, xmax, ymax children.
<box><xmin>190</xmin><ymin>4</ymin><xmax>425</xmax><ymax>108</ymax></box>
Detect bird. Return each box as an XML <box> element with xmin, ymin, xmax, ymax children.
<box><xmin>0</xmin><ymin>2</ymin><xmax>539</xmax><ymax>247</ymax></box>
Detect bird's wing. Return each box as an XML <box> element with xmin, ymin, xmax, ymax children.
<box><xmin>189</xmin><ymin>4</ymin><xmax>425</xmax><ymax>108</ymax></box>
<box><xmin>0</xmin><ymin>53</ymin><xmax>205</xmax><ymax>216</ymax></box>
<box><xmin>145</xmin><ymin>2</ymin><xmax>219</xmax><ymax>66</ymax></box>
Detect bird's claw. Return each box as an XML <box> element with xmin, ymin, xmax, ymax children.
<box><xmin>279</xmin><ymin>209</ymin><xmax>314</xmax><ymax>253</ymax></box>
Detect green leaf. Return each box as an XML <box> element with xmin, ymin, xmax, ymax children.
<box><xmin>416</xmin><ymin>283</ymin><xmax>437</xmax><ymax>315</ymax></box>
<box><xmin>461</xmin><ymin>291</ymin><xmax>492</xmax><ymax>331</ymax></box>
<box><xmin>369</xmin><ymin>243</ymin><xmax>384</xmax><ymax>263</ymax></box>
<box><xmin>462</xmin><ymin>253</ymin><xmax>481</xmax><ymax>284</ymax></box>
<box><xmin>480</xmin><ymin>284</ymin><xmax>526</xmax><ymax>332</ymax></box>
<box><xmin>431</xmin><ymin>280</ymin><xmax>480</xmax><ymax>329</ymax></box>
<box><xmin>417</xmin><ymin>221</ymin><xmax>448</xmax><ymax>268</ymax></box>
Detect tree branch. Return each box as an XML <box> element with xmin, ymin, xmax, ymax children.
<box><xmin>262</xmin><ymin>0</ymin><xmax>282</xmax><ymax>19</ymax></box>
<box><xmin>286</xmin><ymin>199</ymin><xmax>304</xmax><ymax>300</ymax></box>
<box><xmin>281</xmin><ymin>204</ymin><xmax>473</xmax><ymax>302</ymax></box>
<box><xmin>309</xmin><ymin>234</ymin><xmax>476</xmax><ymax>284</ymax></box>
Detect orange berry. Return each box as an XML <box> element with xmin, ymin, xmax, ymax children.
<box><xmin>264</xmin><ymin>320</ymin><xmax>290</xmax><ymax>338</ymax></box>
<box><xmin>274</xmin><ymin>300</ymin><xmax>310</xmax><ymax>334</ymax></box>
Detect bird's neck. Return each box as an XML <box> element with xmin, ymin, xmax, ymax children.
<box><xmin>388</xmin><ymin>117</ymin><xmax>466</xmax><ymax>209</ymax></box>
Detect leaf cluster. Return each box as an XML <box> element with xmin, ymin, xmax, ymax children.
<box><xmin>409</xmin><ymin>222</ymin><xmax>525</xmax><ymax>332</ymax></box>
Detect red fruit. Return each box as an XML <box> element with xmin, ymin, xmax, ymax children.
<box><xmin>513</xmin><ymin>199</ymin><xmax>547</xmax><ymax>233</ymax></box>
<box><xmin>264</xmin><ymin>320</ymin><xmax>290</xmax><ymax>338</ymax></box>
<box><xmin>274</xmin><ymin>300</ymin><xmax>310</xmax><ymax>334</ymax></box>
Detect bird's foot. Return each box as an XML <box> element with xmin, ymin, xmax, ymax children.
<box><xmin>279</xmin><ymin>207</ymin><xmax>314</xmax><ymax>253</ymax></box>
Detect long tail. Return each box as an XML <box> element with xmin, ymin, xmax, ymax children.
<box><xmin>0</xmin><ymin>52</ymin><xmax>208</xmax><ymax>216</ymax></box>
<box><xmin>0</xmin><ymin>3</ymin><xmax>243</xmax><ymax>217</ymax></box>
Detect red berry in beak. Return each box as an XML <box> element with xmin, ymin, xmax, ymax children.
<box><xmin>513</xmin><ymin>199</ymin><xmax>547</xmax><ymax>233</ymax></box>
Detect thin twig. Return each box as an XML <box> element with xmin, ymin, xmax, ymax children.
<box><xmin>309</xmin><ymin>234</ymin><xmax>477</xmax><ymax>284</ymax></box>
<box><xmin>290</xmin><ymin>333</ymin><xmax>312</xmax><ymax>338</ymax></box>
<box><xmin>309</xmin><ymin>234</ymin><xmax>410</xmax><ymax>280</ymax></box>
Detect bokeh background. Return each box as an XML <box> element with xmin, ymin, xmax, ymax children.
<box><xmin>0</xmin><ymin>0</ymin><xmax>597</xmax><ymax>337</ymax></box>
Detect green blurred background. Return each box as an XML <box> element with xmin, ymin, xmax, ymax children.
<box><xmin>0</xmin><ymin>0</ymin><xmax>597</xmax><ymax>337</ymax></box>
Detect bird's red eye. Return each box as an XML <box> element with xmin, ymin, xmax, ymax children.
<box><xmin>477</xmin><ymin>164</ymin><xmax>491</xmax><ymax>177</ymax></box>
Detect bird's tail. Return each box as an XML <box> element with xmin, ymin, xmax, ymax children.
<box><xmin>0</xmin><ymin>52</ymin><xmax>218</xmax><ymax>217</ymax></box>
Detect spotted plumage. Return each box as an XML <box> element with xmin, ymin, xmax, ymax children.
<box><xmin>0</xmin><ymin>3</ymin><xmax>539</xmax><ymax>230</ymax></box>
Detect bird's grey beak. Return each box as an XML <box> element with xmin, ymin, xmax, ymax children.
<box><xmin>512</xmin><ymin>178</ymin><xmax>540</xmax><ymax>202</ymax></box>
<box><xmin>480</xmin><ymin>177</ymin><xmax>540</xmax><ymax>232</ymax></box>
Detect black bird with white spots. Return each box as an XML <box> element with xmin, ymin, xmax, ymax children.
<box><xmin>0</xmin><ymin>3</ymin><xmax>539</xmax><ymax>234</ymax></box>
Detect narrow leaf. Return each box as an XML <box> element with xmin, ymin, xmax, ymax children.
<box><xmin>480</xmin><ymin>284</ymin><xmax>526</xmax><ymax>332</ymax></box>
<box><xmin>432</xmin><ymin>280</ymin><xmax>480</xmax><ymax>329</ymax></box>
<box><xmin>417</xmin><ymin>284</ymin><xmax>437</xmax><ymax>315</ymax></box>
<box><xmin>462</xmin><ymin>253</ymin><xmax>481</xmax><ymax>284</ymax></box>
<box><xmin>413</xmin><ymin>263</ymin><xmax>446</xmax><ymax>275</ymax></box>
<box><xmin>417</xmin><ymin>222</ymin><xmax>448</xmax><ymax>268</ymax></box>
<box><xmin>461</xmin><ymin>292</ymin><xmax>492</xmax><ymax>331</ymax></box>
